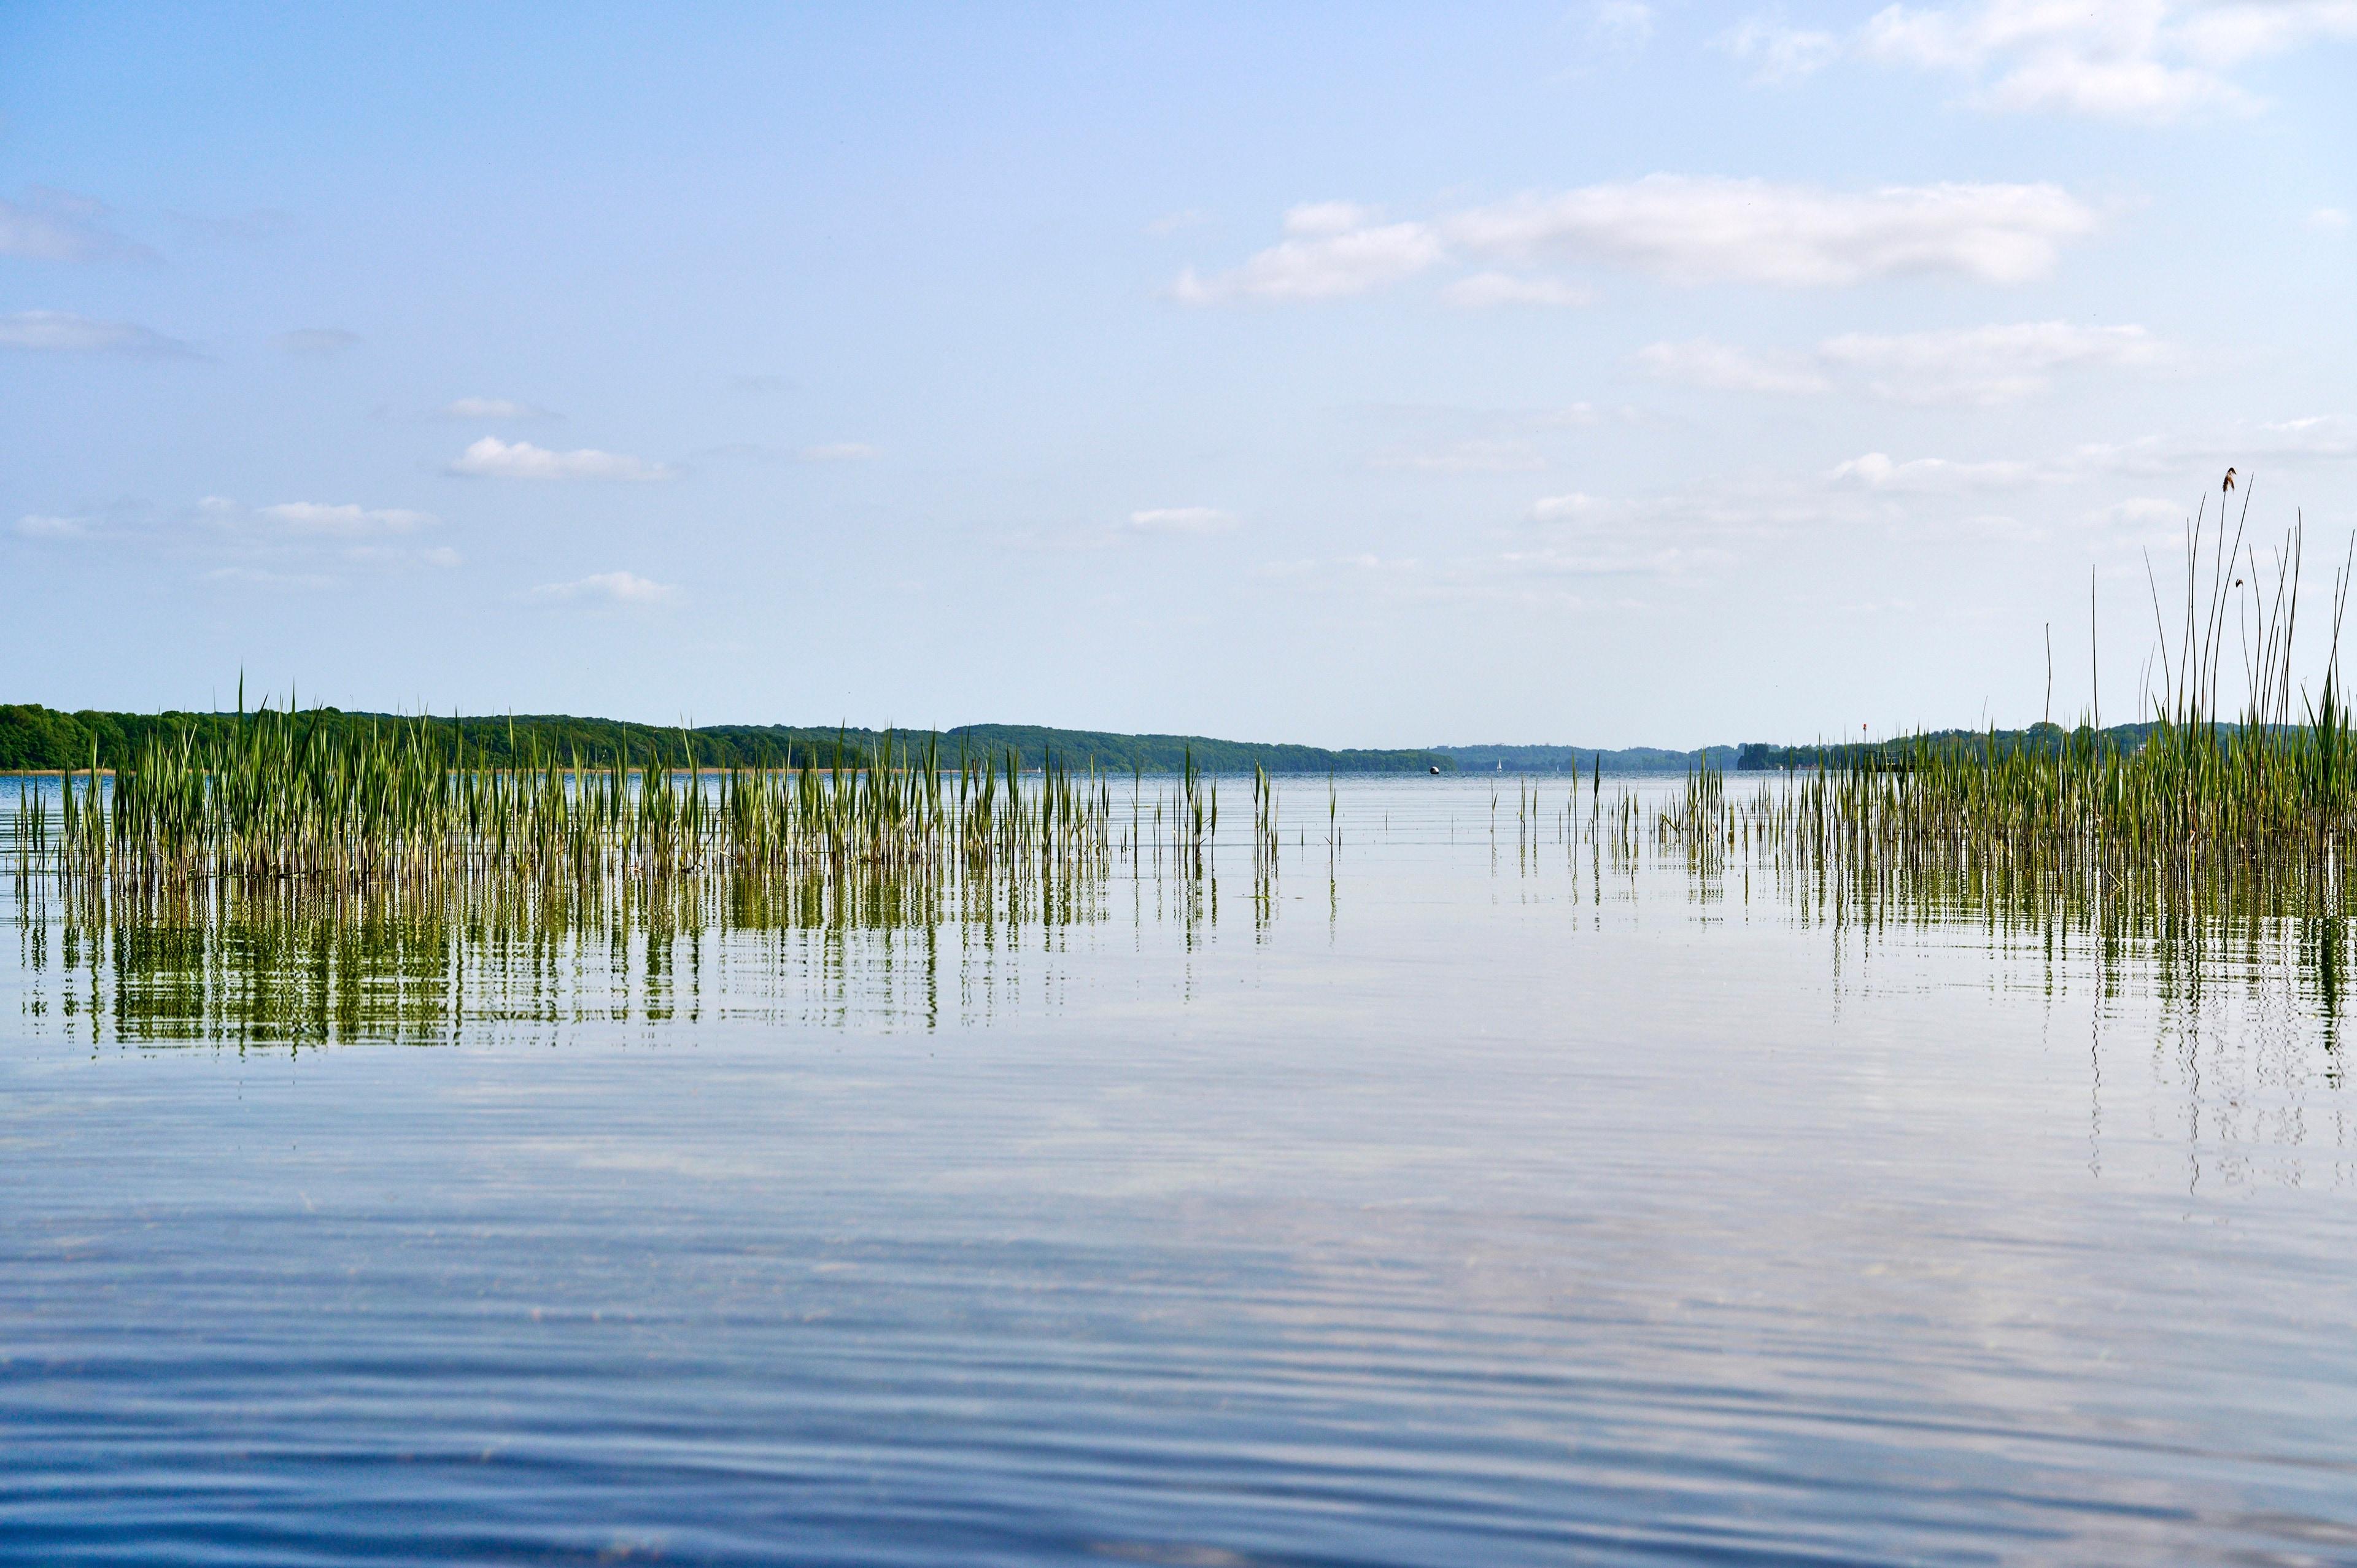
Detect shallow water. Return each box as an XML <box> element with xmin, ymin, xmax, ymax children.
<box><xmin>4</xmin><ymin>776</ymin><xmax>2355</xmax><ymax>1566</ymax></box>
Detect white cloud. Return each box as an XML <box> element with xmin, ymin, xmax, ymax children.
<box><xmin>1441</xmin><ymin>271</ymin><xmax>1593</xmax><ymax>308</ymax></box>
<box><xmin>259</xmin><ymin>501</ymin><xmax>436</xmax><ymax>535</ymax></box>
<box><xmin>274</xmin><ymin>327</ymin><xmax>359</xmax><ymax>356</ymax></box>
<box><xmin>1530</xmin><ymin>492</ymin><xmax>1600</xmax><ymax>520</ymax></box>
<box><xmin>1717</xmin><ymin>17</ymin><xmax>1843</xmax><ymax>80</ymax></box>
<box><xmin>530</xmin><ymin>571</ymin><xmax>678</xmax><ymax>603</ymax></box>
<box><xmin>1590</xmin><ymin>1</ymin><xmax>1654</xmax><ymax>48</ymax></box>
<box><xmin>177</xmin><ymin>498</ymin><xmax>448</xmax><ymax>579</ymax></box>
<box><xmin>1983</xmin><ymin>53</ymin><xmax>2251</xmax><ymax>118</ymax></box>
<box><xmin>1129</xmin><ymin>506</ymin><xmax>1237</xmax><ymax>534</ymax></box>
<box><xmin>1827</xmin><ymin>452</ymin><xmax>2037</xmax><ymax>490</ymax></box>
<box><xmin>441</xmin><ymin>396</ymin><xmax>552</xmax><ymax>419</ymax></box>
<box><xmin>0</xmin><ymin>189</ymin><xmax>150</xmax><ymax>263</ymax></box>
<box><xmin>0</xmin><ymin>309</ymin><xmax>195</xmax><ymax>357</ymax></box>
<box><xmin>15</xmin><ymin>513</ymin><xmax>90</xmax><ymax>538</ymax></box>
<box><xmin>1180</xmin><ymin>177</ymin><xmax>2097</xmax><ymax>305</ymax></box>
<box><xmin>801</xmin><ymin>442</ymin><xmax>881</xmax><ymax>461</ymax></box>
<box><xmin>2311</xmin><ymin>206</ymin><xmax>2352</xmax><ymax>231</ymax></box>
<box><xmin>447</xmin><ymin>436</ymin><xmax>676</xmax><ymax>481</ymax></box>
<box><xmin>1174</xmin><ymin>212</ymin><xmax>1444</xmax><ymax>303</ymax></box>
<box><xmin>1858</xmin><ymin>0</ymin><xmax>2357</xmax><ymax>120</ymax></box>
<box><xmin>1817</xmin><ymin>321</ymin><xmax>2162</xmax><ymax>403</ymax></box>
<box><xmin>1635</xmin><ymin>338</ymin><xmax>1829</xmax><ymax>394</ymax></box>
<box><xmin>1446</xmin><ymin>176</ymin><xmax>2097</xmax><ymax>285</ymax></box>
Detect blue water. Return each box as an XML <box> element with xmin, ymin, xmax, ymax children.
<box><xmin>5</xmin><ymin>778</ymin><xmax>2355</xmax><ymax>1564</ymax></box>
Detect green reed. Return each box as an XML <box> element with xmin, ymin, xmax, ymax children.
<box><xmin>40</xmin><ymin>708</ymin><xmax>1132</xmax><ymax>892</ymax></box>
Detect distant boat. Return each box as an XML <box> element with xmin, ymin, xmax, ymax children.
<box><xmin>1428</xmin><ymin>765</ymin><xmax>1440</xmax><ymax>774</ymax></box>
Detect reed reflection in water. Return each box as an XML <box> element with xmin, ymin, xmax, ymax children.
<box><xmin>7</xmin><ymin>851</ymin><xmax>1197</xmax><ymax>1044</ymax></box>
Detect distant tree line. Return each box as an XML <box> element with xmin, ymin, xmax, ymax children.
<box><xmin>0</xmin><ymin>705</ymin><xmax>1457</xmax><ymax>776</ymax></box>
<box><xmin>12</xmin><ymin>703</ymin><xmax>2191</xmax><ymax>778</ymax></box>
<box><xmin>1434</xmin><ymin>744</ymin><xmax>1744</xmax><ymax>774</ymax></box>
<box><xmin>1735</xmin><ymin>722</ymin><xmax>2167</xmax><ymax>771</ymax></box>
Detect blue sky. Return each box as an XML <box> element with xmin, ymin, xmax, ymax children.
<box><xmin>6</xmin><ymin>2</ymin><xmax>2355</xmax><ymax>746</ymax></box>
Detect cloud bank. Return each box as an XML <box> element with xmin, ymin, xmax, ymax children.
<box><xmin>1732</xmin><ymin>0</ymin><xmax>2357</xmax><ymax>122</ymax></box>
<box><xmin>1178</xmin><ymin>177</ymin><xmax>2100</xmax><ymax>303</ymax></box>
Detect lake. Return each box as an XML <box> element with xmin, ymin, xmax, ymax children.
<box><xmin>4</xmin><ymin>774</ymin><xmax>2354</xmax><ymax>1566</ymax></box>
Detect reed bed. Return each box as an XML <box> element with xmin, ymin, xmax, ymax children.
<box><xmin>1650</xmin><ymin>495</ymin><xmax>2357</xmax><ymax>887</ymax></box>
<box><xmin>4</xmin><ymin>706</ymin><xmax>1309</xmax><ymax>1008</ymax></box>
<box><xmin>5</xmin><ymin>722</ymin><xmax>1293</xmax><ymax>1043</ymax></box>
<box><xmin>25</xmin><ymin>714</ymin><xmax>1163</xmax><ymax>887</ymax></box>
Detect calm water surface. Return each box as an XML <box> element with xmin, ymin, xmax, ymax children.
<box><xmin>4</xmin><ymin>776</ymin><xmax>2355</xmax><ymax>1566</ymax></box>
